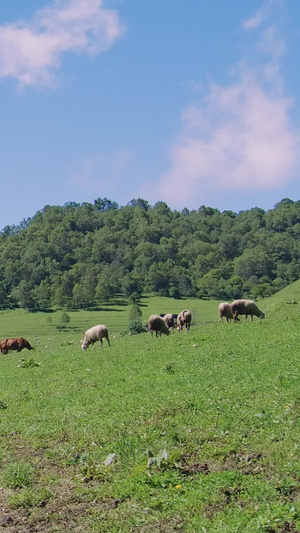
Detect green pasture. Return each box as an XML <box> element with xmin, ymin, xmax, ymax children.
<box><xmin>0</xmin><ymin>288</ymin><xmax>300</xmax><ymax>531</ymax></box>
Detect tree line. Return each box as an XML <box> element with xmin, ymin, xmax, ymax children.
<box><xmin>0</xmin><ymin>197</ymin><xmax>299</xmax><ymax>310</ymax></box>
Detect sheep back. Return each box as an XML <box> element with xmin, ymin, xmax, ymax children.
<box><xmin>231</xmin><ymin>299</ymin><xmax>265</xmax><ymax>322</ymax></box>
<box><xmin>162</xmin><ymin>313</ymin><xmax>175</xmax><ymax>329</ymax></box>
<box><xmin>148</xmin><ymin>315</ymin><xmax>170</xmax><ymax>337</ymax></box>
<box><xmin>218</xmin><ymin>302</ymin><xmax>233</xmax><ymax>322</ymax></box>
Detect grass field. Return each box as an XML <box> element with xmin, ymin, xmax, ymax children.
<box><xmin>0</xmin><ymin>287</ymin><xmax>300</xmax><ymax>531</ymax></box>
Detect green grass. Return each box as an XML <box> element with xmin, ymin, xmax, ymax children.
<box><xmin>0</xmin><ymin>290</ymin><xmax>300</xmax><ymax>531</ymax></box>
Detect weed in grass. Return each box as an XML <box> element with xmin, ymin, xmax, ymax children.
<box><xmin>161</xmin><ymin>362</ymin><xmax>175</xmax><ymax>374</ymax></box>
<box><xmin>79</xmin><ymin>461</ymin><xmax>113</xmax><ymax>483</ymax></box>
<box><xmin>147</xmin><ymin>448</ymin><xmax>169</xmax><ymax>468</ymax></box>
<box><xmin>114</xmin><ymin>433</ymin><xmax>144</xmax><ymax>462</ymax></box>
<box><xmin>17</xmin><ymin>357</ymin><xmax>41</xmax><ymax>368</ymax></box>
<box><xmin>3</xmin><ymin>462</ymin><xmax>33</xmax><ymax>488</ymax></box>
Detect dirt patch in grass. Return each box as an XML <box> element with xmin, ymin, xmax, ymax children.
<box><xmin>0</xmin><ymin>492</ymin><xmax>123</xmax><ymax>532</ymax></box>
<box><xmin>135</xmin><ymin>515</ymin><xmax>185</xmax><ymax>532</ymax></box>
<box><xmin>176</xmin><ymin>448</ymin><xmax>264</xmax><ymax>477</ymax></box>
<box><xmin>0</xmin><ymin>437</ymin><xmax>120</xmax><ymax>532</ymax></box>
<box><xmin>180</xmin><ymin>461</ymin><xmax>210</xmax><ymax>476</ymax></box>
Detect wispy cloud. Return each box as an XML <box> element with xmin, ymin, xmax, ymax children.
<box><xmin>71</xmin><ymin>148</ymin><xmax>134</xmax><ymax>197</ymax></box>
<box><xmin>243</xmin><ymin>4</ymin><xmax>270</xmax><ymax>30</ymax></box>
<box><xmin>152</xmin><ymin>0</ymin><xmax>299</xmax><ymax>209</ymax></box>
<box><xmin>242</xmin><ymin>0</ymin><xmax>284</xmax><ymax>30</ymax></box>
<box><xmin>0</xmin><ymin>0</ymin><xmax>125</xmax><ymax>87</ymax></box>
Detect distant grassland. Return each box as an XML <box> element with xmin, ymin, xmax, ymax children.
<box><xmin>0</xmin><ymin>295</ymin><xmax>221</xmax><ymax>349</ymax></box>
<box><xmin>0</xmin><ymin>286</ymin><xmax>300</xmax><ymax>531</ymax></box>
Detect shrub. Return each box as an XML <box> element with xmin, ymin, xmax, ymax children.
<box><xmin>125</xmin><ymin>304</ymin><xmax>146</xmax><ymax>335</ymax></box>
<box><xmin>56</xmin><ymin>312</ymin><xmax>71</xmax><ymax>331</ymax></box>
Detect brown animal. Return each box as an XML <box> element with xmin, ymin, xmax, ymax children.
<box><xmin>218</xmin><ymin>302</ymin><xmax>233</xmax><ymax>322</ymax></box>
<box><xmin>0</xmin><ymin>337</ymin><xmax>33</xmax><ymax>355</ymax></box>
<box><xmin>231</xmin><ymin>299</ymin><xmax>265</xmax><ymax>322</ymax></box>
<box><xmin>177</xmin><ymin>309</ymin><xmax>192</xmax><ymax>331</ymax></box>
<box><xmin>148</xmin><ymin>315</ymin><xmax>170</xmax><ymax>337</ymax></box>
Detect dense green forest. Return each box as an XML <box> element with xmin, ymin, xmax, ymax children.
<box><xmin>0</xmin><ymin>197</ymin><xmax>299</xmax><ymax>310</ymax></box>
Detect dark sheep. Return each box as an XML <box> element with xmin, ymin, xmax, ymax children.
<box><xmin>148</xmin><ymin>315</ymin><xmax>170</xmax><ymax>337</ymax></box>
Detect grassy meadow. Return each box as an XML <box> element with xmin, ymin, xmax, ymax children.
<box><xmin>0</xmin><ymin>287</ymin><xmax>300</xmax><ymax>531</ymax></box>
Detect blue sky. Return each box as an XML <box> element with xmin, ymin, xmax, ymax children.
<box><xmin>0</xmin><ymin>0</ymin><xmax>300</xmax><ymax>229</ymax></box>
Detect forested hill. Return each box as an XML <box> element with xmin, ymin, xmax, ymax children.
<box><xmin>0</xmin><ymin>197</ymin><xmax>299</xmax><ymax>310</ymax></box>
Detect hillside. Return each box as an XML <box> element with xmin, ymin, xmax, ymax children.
<box><xmin>0</xmin><ymin>291</ymin><xmax>300</xmax><ymax>530</ymax></box>
<box><xmin>262</xmin><ymin>279</ymin><xmax>300</xmax><ymax>320</ymax></box>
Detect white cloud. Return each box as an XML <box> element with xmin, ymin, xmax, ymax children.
<box><xmin>0</xmin><ymin>0</ymin><xmax>125</xmax><ymax>87</ymax></box>
<box><xmin>151</xmin><ymin>1</ymin><xmax>299</xmax><ymax>210</ymax></box>
<box><xmin>154</xmin><ymin>80</ymin><xmax>298</xmax><ymax>209</ymax></box>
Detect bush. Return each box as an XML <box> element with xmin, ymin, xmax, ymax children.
<box><xmin>56</xmin><ymin>312</ymin><xmax>71</xmax><ymax>331</ymax></box>
<box><xmin>125</xmin><ymin>304</ymin><xmax>146</xmax><ymax>335</ymax></box>
<box><xmin>127</xmin><ymin>320</ymin><xmax>146</xmax><ymax>335</ymax></box>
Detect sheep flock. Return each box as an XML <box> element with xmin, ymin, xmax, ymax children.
<box><xmin>0</xmin><ymin>300</ymin><xmax>265</xmax><ymax>358</ymax></box>
<box><xmin>80</xmin><ymin>299</ymin><xmax>265</xmax><ymax>350</ymax></box>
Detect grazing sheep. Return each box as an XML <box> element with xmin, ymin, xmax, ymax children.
<box><xmin>162</xmin><ymin>313</ymin><xmax>175</xmax><ymax>331</ymax></box>
<box><xmin>148</xmin><ymin>315</ymin><xmax>170</xmax><ymax>337</ymax></box>
<box><xmin>81</xmin><ymin>325</ymin><xmax>110</xmax><ymax>350</ymax></box>
<box><xmin>218</xmin><ymin>302</ymin><xmax>233</xmax><ymax>323</ymax></box>
<box><xmin>0</xmin><ymin>337</ymin><xmax>33</xmax><ymax>354</ymax></box>
<box><xmin>177</xmin><ymin>309</ymin><xmax>192</xmax><ymax>331</ymax></box>
<box><xmin>231</xmin><ymin>299</ymin><xmax>265</xmax><ymax>323</ymax></box>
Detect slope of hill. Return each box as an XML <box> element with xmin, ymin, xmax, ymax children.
<box><xmin>0</xmin><ymin>293</ymin><xmax>300</xmax><ymax>530</ymax></box>
<box><xmin>261</xmin><ymin>279</ymin><xmax>300</xmax><ymax>320</ymax></box>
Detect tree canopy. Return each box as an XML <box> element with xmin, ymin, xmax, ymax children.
<box><xmin>0</xmin><ymin>197</ymin><xmax>299</xmax><ymax>310</ymax></box>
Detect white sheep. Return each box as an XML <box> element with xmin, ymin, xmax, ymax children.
<box><xmin>177</xmin><ymin>309</ymin><xmax>192</xmax><ymax>331</ymax></box>
<box><xmin>148</xmin><ymin>315</ymin><xmax>170</xmax><ymax>337</ymax></box>
<box><xmin>218</xmin><ymin>302</ymin><xmax>233</xmax><ymax>322</ymax></box>
<box><xmin>231</xmin><ymin>299</ymin><xmax>265</xmax><ymax>323</ymax></box>
<box><xmin>81</xmin><ymin>325</ymin><xmax>111</xmax><ymax>350</ymax></box>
